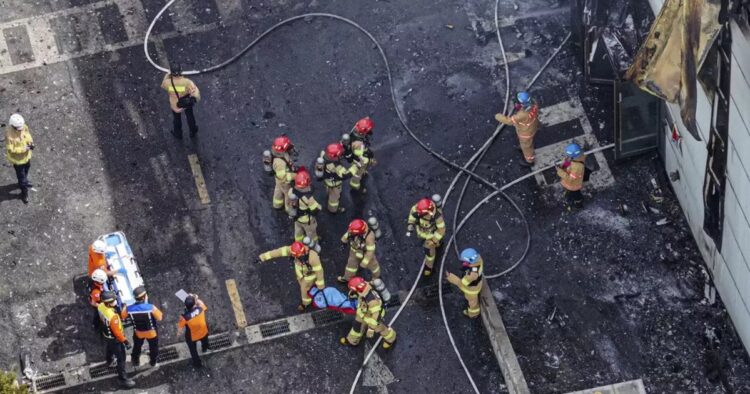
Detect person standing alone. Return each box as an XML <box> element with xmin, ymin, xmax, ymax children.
<box><xmin>5</xmin><ymin>113</ymin><xmax>34</xmax><ymax>204</ymax></box>
<box><xmin>161</xmin><ymin>64</ymin><xmax>200</xmax><ymax>138</ymax></box>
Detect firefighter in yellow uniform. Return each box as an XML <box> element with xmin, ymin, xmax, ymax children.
<box><xmin>161</xmin><ymin>64</ymin><xmax>200</xmax><ymax>138</ymax></box>
<box><xmin>340</xmin><ymin>277</ymin><xmax>397</xmax><ymax>349</ymax></box>
<box><xmin>495</xmin><ymin>91</ymin><xmax>540</xmax><ymax>167</ymax></box>
<box><xmin>337</xmin><ymin>219</ymin><xmax>381</xmax><ymax>283</ymax></box>
<box><xmin>259</xmin><ymin>241</ymin><xmax>325</xmax><ymax>312</ymax></box>
<box><xmin>345</xmin><ymin>117</ymin><xmax>375</xmax><ymax>194</ymax></box>
<box><xmin>269</xmin><ymin>135</ymin><xmax>297</xmax><ymax>211</ymax></box>
<box><xmin>5</xmin><ymin>113</ymin><xmax>34</xmax><ymax>204</ymax></box>
<box><xmin>556</xmin><ymin>143</ymin><xmax>586</xmax><ymax>210</ymax></box>
<box><xmin>407</xmin><ymin>197</ymin><xmax>446</xmax><ymax>277</ymax></box>
<box><xmin>320</xmin><ymin>142</ymin><xmax>350</xmax><ymax>213</ymax></box>
<box><xmin>445</xmin><ymin>248</ymin><xmax>484</xmax><ymax>318</ymax></box>
<box><xmin>288</xmin><ymin>168</ymin><xmax>322</xmax><ymax>241</ymax></box>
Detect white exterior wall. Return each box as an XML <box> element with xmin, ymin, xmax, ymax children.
<box><xmin>648</xmin><ymin>0</ymin><xmax>750</xmax><ymax>352</ymax></box>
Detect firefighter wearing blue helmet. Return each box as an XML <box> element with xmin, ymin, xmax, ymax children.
<box><xmin>557</xmin><ymin>142</ymin><xmax>586</xmax><ymax>210</ymax></box>
<box><xmin>445</xmin><ymin>248</ymin><xmax>484</xmax><ymax>318</ymax></box>
<box><xmin>495</xmin><ymin>91</ymin><xmax>540</xmax><ymax>167</ymax></box>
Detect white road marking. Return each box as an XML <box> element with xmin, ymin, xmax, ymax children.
<box><xmin>539</xmin><ymin>99</ymin><xmax>585</xmax><ymax>127</ymax></box>
<box><xmin>216</xmin><ymin>0</ymin><xmax>244</xmax><ymax>21</ymax></box>
<box><xmin>0</xmin><ymin>30</ymin><xmax>11</xmax><ymax>68</ymax></box>
<box><xmin>26</xmin><ymin>17</ymin><xmax>58</xmax><ymax>64</ymax></box>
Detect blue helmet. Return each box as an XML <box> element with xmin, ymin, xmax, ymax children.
<box><xmin>517</xmin><ymin>91</ymin><xmax>531</xmax><ymax>105</ymax></box>
<box><xmin>459</xmin><ymin>248</ymin><xmax>480</xmax><ymax>264</ymax></box>
<box><xmin>565</xmin><ymin>143</ymin><xmax>582</xmax><ymax>159</ymax></box>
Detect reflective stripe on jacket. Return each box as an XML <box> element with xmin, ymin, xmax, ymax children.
<box><xmin>558</xmin><ymin>159</ymin><xmax>585</xmax><ymax>191</ymax></box>
<box><xmin>98</xmin><ymin>303</ymin><xmax>126</xmax><ymax>342</ymax></box>
<box><xmin>5</xmin><ymin>125</ymin><xmax>33</xmax><ymax>165</ymax></box>
<box><xmin>121</xmin><ymin>302</ymin><xmax>163</xmax><ymax>339</ymax></box>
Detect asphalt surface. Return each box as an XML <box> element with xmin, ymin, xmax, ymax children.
<box><xmin>1</xmin><ymin>0</ymin><xmax>750</xmax><ymax>393</ymax></box>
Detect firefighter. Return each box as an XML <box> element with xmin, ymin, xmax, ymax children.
<box><xmin>288</xmin><ymin>168</ymin><xmax>321</xmax><ymax>241</ymax></box>
<box><xmin>340</xmin><ymin>277</ymin><xmax>396</xmax><ymax>349</ymax></box>
<box><xmin>178</xmin><ymin>294</ymin><xmax>210</xmax><ymax>368</ymax></box>
<box><xmin>89</xmin><ymin>269</ymin><xmax>107</xmax><ymax>329</ymax></box>
<box><xmin>270</xmin><ymin>135</ymin><xmax>297</xmax><ymax>211</ymax></box>
<box><xmin>495</xmin><ymin>91</ymin><xmax>540</xmax><ymax>167</ymax></box>
<box><xmin>406</xmin><ymin>197</ymin><xmax>446</xmax><ymax>277</ymax></box>
<box><xmin>98</xmin><ymin>291</ymin><xmax>136</xmax><ymax>388</ymax></box>
<box><xmin>445</xmin><ymin>248</ymin><xmax>484</xmax><ymax>318</ymax></box>
<box><xmin>259</xmin><ymin>241</ymin><xmax>325</xmax><ymax>312</ymax></box>
<box><xmin>345</xmin><ymin>117</ymin><xmax>375</xmax><ymax>194</ymax></box>
<box><xmin>557</xmin><ymin>143</ymin><xmax>587</xmax><ymax>210</ymax></box>
<box><xmin>120</xmin><ymin>286</ymin><xmax>163</xmax><ymax>367</ymax></box>
<box><xmin>5</xmin><ymin>113</ymin><xmax>34</xmax><ymax>204</ymax></box>
<box><xmin>88</xmin><ymin>239</ymin><xmax>115</xmax><ymax>277</ymax></box>
<box><xmin>337</xmin><ymin>219</ymin><xmax>381</xmax><ymax>283</ymax></box>
<box><xmin>320</xmin><ymin>142</ymin><xmax>350</xmax><ymax>213</ymax></box>
<box><xmin>161</xmin><ymin>63</ymin><xmax>200</xmax><ymax>138</ymax></box>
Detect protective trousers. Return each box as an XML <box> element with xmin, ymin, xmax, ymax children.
<box><xmin>517</xmin><ymin>132</ymin><xmax>536</xmax><ymax>163</ymax></box>
<box><xmin>273</xmin><ymin>179</ymin><xmax>292</xmax><ymax>210</ymax></box>
<box><xmin>349</xmin><ymin>166</ymin><xmax>367</xmax><ymax>191</ymax></box>
<box><xmin>132</xmin><ymin>336</ymin><xmax>159</xmax><ymax>366</ymax></box>
<box><xmin>298</xmin><ymin>276</ymin><xmax>316</xmax><ymax>306</ymax></box>
<box><xmin>345</xmin><ymin>315</ymin><xmax>396</xmax><ymax>346</ymax></box>
<box><xmin>105</xmin><ymin>339</ymin><xmax>128</xmax><ymax>380</ymax></box>
<box><xmin>564</xmin><ymin>190</ymin><xmax>584</xmax><ymax>209</ymax></box>
<box><xmin>326</xmin><ymin>184</ymin><xmax>342</xmax><ymax>213</ymax></box>
<box><xmin>342</xmin><ymin>251</ymin><xmax>381</xmax><ymax>281</ymax></box>
<box><xmin>294</xmin><ymin>217</ymin><xmax>318</xmax><ymax>241</ymax></box>
<box><xmin>422</xmin><ymin>239</ymin><xmax>439</xmax><ymax>270</ymax></box>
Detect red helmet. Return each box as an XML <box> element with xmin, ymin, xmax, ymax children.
<box><xmin>290</xmin><ymin>241</ymin><xmax>308</xmax><ymax>258</ymax></box>
<box><xmin>415</xmin><ymin>198</ymin><xmax>436</xmax><ymax>216</ymax></box>
<box><xmin>354</xmin><ymin>117</ymin><xmax>374</xmax><ymax>135</ymax></box>
<box><xmin>325</xmin><ymin>143</ymin><xmax>345</xmax><ymax>160</ymax></box>
<box><xmin>294</xmin><ymin>167</ymin><xmax>312</xmax><ymax>189</ymax></box>
<box><xmin>272</xmin><ymin>135</ymin><xmax>292</xmax><ymax>153</ymax></box>
<box><xmin>348</xmin><ymin>277</ymin><xmax>368</xmax><ymax>294</ymax></box>
<box><xmin>348</xmin><ymin>219</ymin><xmax>368</xmax><ymax>236</ymax></box>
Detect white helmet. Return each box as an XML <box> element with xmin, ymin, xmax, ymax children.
<box><xmin>91</xmin><ymin>269</ymin><xmax>107</xmax><ymax>284</ymax></box>
<box><xmin>92</xmin><ymin>239</ymin><xmax>107</xmax><ymax>254</ymax></box>
<box><xmin>9</xmin><ymin>114</ymin><xmax>25</xmax><ymax>129</ymax></box>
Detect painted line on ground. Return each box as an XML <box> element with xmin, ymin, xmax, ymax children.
<box><xmin>187</xmin><ymin>154</ymin><xmax>211</xmax><ymax>205</ymax></box>
<box><xmin>225</xmin><ymin>279</ymin><xmax>248</xmax><ymax>328</ymax></box>
<box><xmin>565</xmin><ymin>379</ymin><xmax>646</xmax><ymax>394</ymax></box>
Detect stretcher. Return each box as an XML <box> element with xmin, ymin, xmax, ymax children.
<box><xmin>98</xmin><ymin>231</ymin><xmax>145</xmax><ymax>310</ymax></box>
<box><xmin>308</xmin><ymin>286</ymin><xmax>357</xmax><ymax>315</ymax></box>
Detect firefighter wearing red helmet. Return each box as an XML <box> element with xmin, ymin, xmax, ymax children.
<box><xmin>337</xmin><ymin>219</ymin><xmax>380</xmax><ymax>283</ymax></box>
<box><xmin>270</xmin><ymin>135</ymin><xmax>297</xmax><ymax>211</ymax></box>
<box><xmin>259</xmin><ymin>241</ymin><xmax>325</xmax><ymax>312</ymax></box>
<box><xmin>345</xmin><ymin>117</ymin><xmax>376</xmax><ymax>193</ymax></box>
<box><xmin>340</xmin><ymin>277</ymin><xmax>396</xmax><ymax>349</ymax></box>
<box><xmin>289</xmin><ymin>168</ymin><xmax>321</xmax><ymax>242</ymax></box>
<box><xmin>406</xmin><ymin>197</ymin><xmax>446</xmax><ymax>276</ymax></box>
<box><xmin>321</xmin><ymin>142</ymin><xmax>350</xmax><ymax>213</ymax></box>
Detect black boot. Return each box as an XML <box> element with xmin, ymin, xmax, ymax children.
<box><xmin>20</xmin><ymin>189</ymin><xmax>28</xmax><ymax>204</ymax></box>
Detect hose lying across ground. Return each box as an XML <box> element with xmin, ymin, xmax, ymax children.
<box><xmin>144</xmin><ymin>2</ymin><xmax>612</xmax><ymax>393</ymax></box>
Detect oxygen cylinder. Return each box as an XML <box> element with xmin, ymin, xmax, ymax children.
<box><xmin>314</xmin><ymin>155</ymin><xmax>325</xmax><ymax>179</ymax></box>
<box><xmin>371</xmin><ymin>278</ymin><xmax>391</xmax><ymax>303</ymax></box>
<box><xmin>341</xmin><ymin>133</ymin><xmax>351</xmax><ymax>147</ymax></box>
<box><xmin>367</xmin><ymin>217</ymin><xmax>382</xmax><ymax>239</ymax></box>
<box><xmin>302</xmin><ymin>236</ymin><xmax>321</xmax><ymax>253</ymax></box>
<box><xmin>287</xmin><ymin>193</ymin><xmax>298</xmax><ymax>218</ymax></box>
<box><xmin>431</xmin><ymin>194</ymin><xmax>442</xmax><ymax>206</ymax></box>
<box><xmin>262</xmin><ymin>150</ymin><xmax>273</xmax><ymax>173</ymax></box>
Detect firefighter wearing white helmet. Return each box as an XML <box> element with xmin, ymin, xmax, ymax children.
<box><xmin>89</xmin><ymin>269</ymin><xmax>108</xmax><ymax>329</ymax></box>
<box><xmin>5</xmin><ymin>113</ymin><xmax>35</xmax><ymax>203</ymax></box>
<box><xmin>88</xmin><ymin>239</ymin><xmax>114</xmax><ymax>277</ymax></box>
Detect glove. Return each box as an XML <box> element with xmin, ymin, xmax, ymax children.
<box><xmin>124</xmin><ymin>340</ymin><xmax>132</xmax><ymax>350</ymax></box>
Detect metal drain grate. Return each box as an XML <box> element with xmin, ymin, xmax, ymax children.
<box><xmin>89</xmin><ymin>363</ymin><xmax>118</xmax><ymax>378</ymax></box>
<box><xmin>35</xmin><ymin>373</ymin><xmax>66</xmax><ymax>391</ymax></box>
<box><xmin>259</xmin><ymin>320</ymin><xmax>291</xmax><ymax>338</ymax></box>
<box><xmin>422</xmin><ymin>283</ymin><xmax>452</xmax><ymax>299</ymax></box>
<box><xmin>210</xmin><ymin>332</ymin><xmax>232</xmax><ymax>349</ymax></box>
<box><xmin>311</xmin><ymin>309</ymin><xmax>344</xmax><ymax>326</ymax></box>
<box><xmin>156</xmin><ymin>346</ymin><xmax>179</xmax><ymax>363</ymax></box>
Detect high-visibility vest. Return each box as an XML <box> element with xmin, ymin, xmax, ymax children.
<box><xmin>98</xmin><ymin>303</ymin><xmax>122</xmax><ymax>339</ymax></box>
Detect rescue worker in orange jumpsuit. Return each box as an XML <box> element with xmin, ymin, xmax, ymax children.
<box><xmin>320</xmin><ymin>142</ymin><xmax>350</xmax><ymax>213</ymax></box>
<box><xmin>270</xmin><ymin>135</ymin><xmax>297</xmax><ymax>211</ymax></box>
<box><xmin>259</xmin><ymin>241</ymin><xmax>325</xmax><ymax>312</ymax></box>
<box><xmin>340</xmin><ymin>277</ymin><xmax>396</xmax><ymax>349</ymax></box>
<box><xmin>337</xmin><ymin>219</ymin><xmax>381</xmax><ymax>283</ymax></box>
<box><xmin>89</xmin><ymin>269</ymin><xmax>108</xmax><ymax>329</ymax></box>
<box><xmin>345</xmin><ymin>117</ymin><xmax>376</xmax><ymax>194</ymax></box>
<box><xmin>161</xmin><ymin>63</ymin><xmax>200</xmax><ymax>138</ymax></box>
<box><xmin>495</xmin><ymin>91</ymin><xmax>540</xmax><ymax>167</ymax></box>
<box><xmin>120</xmin><ymin>286</ymin><xmax>163</xmax><ymax>367</ymax></box>
<box><xmin>289</xmin><ymin>168</ymin><xmax>321</xmax><ymax>241</ymax></box>
<box><xmin>556</xmin><ymin>143</ymin><xmax>586</xmax><ymax>210</ymax></box>
<box><xmin>178</xmin><ymin>294</ymin><xmax>210</xmax><ymax>368</ymax></box>
<box><xmin>406</xmin><ymin>197</ymin><xmax>446</xmax><ymax>277</ymax></box>
<box><xmin>88</xmin><ymin>239</ymin><xmax>115</xmax><ymax>277</ymax></box>
<box><xmin>98</xmin><ymin>291</ymin><xmax>135</xmax><ymax>388</ymax></box>
<box><xmin>445</xmin><ymin>248</ymin><xmax>484</xmax><ymax>318</ymax></box>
